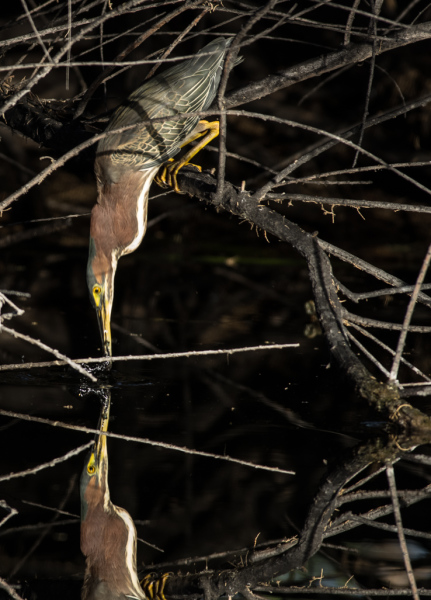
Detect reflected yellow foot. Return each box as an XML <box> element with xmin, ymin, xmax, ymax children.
<box><xmin>141</xmin><ymin>572</ymin><xmax>170</xmax><ymax>600</ymax></box>
<box><xmin>155</xmin><ymin>158</ymin><xmax>202</xmax><ymax>193</ymax></box>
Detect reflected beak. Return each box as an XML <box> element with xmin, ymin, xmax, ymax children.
<box><xmin>95</xmin><ymin>429</ymin><xmax>108</xmax><ymax>471</ymax></box>
<box><xmin>98</xmin><ymin>396</ymin><xmax>111</xmax><ymax>435</ymax></box>
<box><xmin>94</xmin><ymin>414</ymin><xmax>109</xmax><ymax>479</ymax></box>
<box><xmin>96</xmin><ymin>294</ymin><xmax>112</xmax><ymax>357</ymax></box>
<box><xmin>93</xmin><ymin>398</ymin><xmax>110</xmax><ymax>485</ymax></box>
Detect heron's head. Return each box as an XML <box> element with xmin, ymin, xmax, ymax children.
<box><xmin>87</xmin><ymin>234</ymin><xmax>116</xmax><ymax>357</ymax></box>
<box><xmin>88</xmin><ymin>161</ymin><xmax>159</xmax><ymax>357</ymax></box>
<box><xmin>80</xmin><ymin>409</ymin><xmax>145</xmax><ymax>600</ymax></box>
<box><xmin>80</xmin><ymin>423</ymin><xmax>110</xmax><ymax>530</ymax></box>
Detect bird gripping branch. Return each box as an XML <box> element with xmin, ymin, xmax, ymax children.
<box><xmin>87</xmin><ymin>38</ymin><xmax>241</xmax><ymax>356</ymax></box>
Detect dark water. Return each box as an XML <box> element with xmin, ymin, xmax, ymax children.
<box><xmin>1</xmin><ymin>161</ymin><xmax>431</xmax><ymax>599</ymax></box>
<box><xmin>2</xmin><ymin>223</ymin><xmax>430</xmax><ymax>597</ymax></box>
<box><xmin>0</xmin><ymin>217</ymin><xmax>358</xmax><ymax>587</ymax></box>
<box><xmin>2</xmin><ymin>2</ymin><xmax>431</xmax><ymax>596</ymax></box>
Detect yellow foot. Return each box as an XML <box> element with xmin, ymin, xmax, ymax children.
<box><xmin>155</xmin><ymin>158</ymin><xmax>202</xmax><ymax>194</ymax></box>
<box><xmin>141</xmin><ymin>572</ymin><xmax>171</xmax><ymax>600</ymax></box>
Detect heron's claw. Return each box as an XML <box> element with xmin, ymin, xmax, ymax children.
<box><xmin>141</xmin><ymin>572</ymin><xmax>171</xmax><ymax>600</ymax></box>
<box><xmin>155</xmin><ymin>159</ymin><xmax>202</xmax><ymax>194</ymax></box>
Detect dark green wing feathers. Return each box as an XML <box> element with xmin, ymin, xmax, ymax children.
<box><xmin>97</xmin><ymin>38</ymin><xmax>237</xmax><ymax>173</ymax></box>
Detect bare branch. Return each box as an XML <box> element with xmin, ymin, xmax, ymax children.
<box><xmin>0</xmin><ymin>409</ymin><xmax>296</xmax><ymax>476</ymax></box>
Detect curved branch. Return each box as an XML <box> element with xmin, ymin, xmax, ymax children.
<box><xmin>224</xmin><ymin>20</ymin><xmax>431</xmax><ymax>109</ymax></box>
<box><xmin>175</xmin><ymin>167</ymin><xmax>431</xmax><ymax>430</ymax></box>
<box><xmin>165</xmin><ymin>436</ymin><xmax>419</xmax><ymax>600</ymax></box>
<box><xmin>3</xmin><ymin>20</ymin><xmax>431</xmax><ymax>156</ymax></box>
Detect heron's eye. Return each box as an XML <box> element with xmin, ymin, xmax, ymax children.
<box><xmin>93</xmin><ymin>285</ymin><xmax>102</xmax><ymax>306</ymax></box>
<box><xmin>87</xmin><ymin>453</ymin><xmax>96</xmax><ymax>475</ymax></box>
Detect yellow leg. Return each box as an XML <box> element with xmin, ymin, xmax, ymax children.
<box><xmin>141</xmin><ymin>572</ymin><xmax>170</xmax><ymax>600</ymax></box>
<box><xmin>155</xmin><ymin>120</ymin><xmax>219</xmax><ymax>193</ymax></box>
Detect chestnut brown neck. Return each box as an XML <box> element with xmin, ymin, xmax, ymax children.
<box><xmin>91</xmin><ymin>171</ymin><xmax>147</xmax><ymax>256</ymax></box>
<box><xmin>81</xmin><ymin>497</ymin><xmax>144</xmax><ymax>599</ymax></box>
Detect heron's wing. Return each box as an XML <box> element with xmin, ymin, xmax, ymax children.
<box><xmin>97</xmin><ymin>38</ymin><xmax>236</xmax><ymax>171</ymax></box>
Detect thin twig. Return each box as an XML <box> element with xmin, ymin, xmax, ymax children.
<box><xmin>4</xmin><ymin>105</ymin><xmax>431</xmax><ymax>214</ymax></box>
<box><xmin>0</xmin><ymin>519</ymin><xmax>79</xmax><ymax>538</ymax></box>
<box><xmin>344</xmin><ymin>0</ymin><xmax>361</xmax><ymax>45</ymax></box>
<box><xmin>266</xmin><ymin>193</ymin><xmax>431</xmax><ymax>215</ymax></box>
<box><xmin>73</xmin><ymin>0</ymin><xmax>206</xmax><ymax>118</ymax></box>
<box><xmin>0</xmin><ymin>501</ymin><xmax>18</xmax><ymax>529</ymax></box>
<box><xmin>342</xmin><ymin>311</ymin><xmax>431</xmax><ymax>333</ymax></box>
<box><xmin>386</xmin><ymin>464</ymin><xmax>420</xmax><ymax>600</ymax></box>
<box><xmin>352</xmin><ymin>0</ymin><xmax>379</xmax><ymax>167</ymax></box>
<box><xmin>144</xmin><ymin>7</ymin><xmax>209</xmax><ymax>80</ymax></box>
<box><xmin>338</xmin><ymin>282</ymin><xmax>431</xmax><ymax>303</ymax></box>
<box><xmin>346</xmin><ymin>330</ymin><xmax>390</xmax><ymax>378</ymax></box>
<box><xmin>0</xmin><ymin>409</ymin><xmax>295</xmax><ymax>476</ymax></box>
<box><xmin>65</xmin><ymin>0</ymin><xmax>72</xmax><ymax>89</ymax></box>
<box><xmin>348</xmin><ymin>322</ymin><xmax>431</xmax><ymax>383</ymax></box>
<box><xmin>0</xmin><ymin>577</ymin><xmax>26</xmax><ymax>600</ymax></box>
<box><xmin>0</xmin><ymin>442</ymin><xmax>93</xmax><ymax>482</ymax></box>
<box><xmin>0</xmin><ymin>342</ymin><xmax>299</xmax><ymax>372</ymax></box>
<box><xmin>20</xmin><ymin>0</ymin><xmax>51</xmax><ymax>62</ymax></box>
<box><xmin>252</xmin><ymin>585</ymin><xmax>431</xmax><ymax>596</ymax></box>
<box><xmin>0</xmin><ymin>0</ymin><xmax>151</xmax><ymax>116</ymax></box>
<box><xmin>389</xmin><ymin>243</ymin><xmax>431</xmax><ymax>382</ymax></box>
<box><xmin>215</xmin><ymin>0</ymin><xmax>279</xmax><ymax>201</ymax></box>
<box><xmin>9</xmin><ymin>474</ymin><xmax>77</xmax><ymax>577</ymax></box>
<box><xmin>317</xmin><ymin>239</ymin><xmax>431</xmax><ymax>307</ymax></box>
<box><xmin>0</xmin><ymin>324</ymin><xmax>97</xmax><ymax>382</ymax></box>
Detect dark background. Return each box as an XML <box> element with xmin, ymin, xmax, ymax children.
<box><xmin>1</xmin><ymin>1</ymin><xmax>431</xmax><ymax>597</ymax></box>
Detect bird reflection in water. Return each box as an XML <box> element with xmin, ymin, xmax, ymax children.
<box><xmin>80</xmin><ymin>400</ymin><xmax>148</xmax><ymax>600</ymax></box>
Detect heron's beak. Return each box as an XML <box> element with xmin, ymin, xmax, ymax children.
<box><xmin>95</xmin><ymin>292</ymin><xmax>112</xmax><ymax>357</ymax></box>
<box><xmin>90</xmin><ymin>399</ymin><xmax>111</xmax><ymax>490</ymax></box>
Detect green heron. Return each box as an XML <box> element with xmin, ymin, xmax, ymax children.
<box><xmin>87</xmin><ymin>37</ymin><xmax>240</xmax><ymax>356</ymax></box>
<box><xmin>80</xmin><ymin>410</ymin><xmax>147</xmax><ymax>599</ymax></box>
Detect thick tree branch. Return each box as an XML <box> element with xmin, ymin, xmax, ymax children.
<box><xmin>224</xmin><ymin>20</ymin><xmax>431</xmax><ymax>108</ymax></box>
<box><xmin>2</xmin><ymin>20</ymin><xmax>431</xmax><ymax>153</ymax></box>
<box><xmin>175</xmin><ymin>167</ymin><xmax>431</xmax><ymax>430</ymax></box>
<box><xmin>0</xmin><ymin>85</ymin><xmax>91</xmax><ymax>153</ymax></box>
<box><xmin>165</xmin><ymin>436</ymin><xmax>423</xmax><ymax>600</ymax></box>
